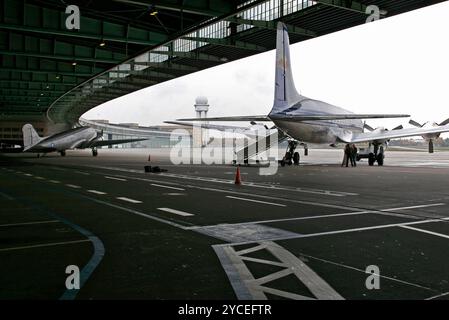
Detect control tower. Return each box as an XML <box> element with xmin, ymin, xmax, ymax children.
<box><xmin>193</xmin><ymin>96</ymin><xmax>209</xmax><ymax>147</ymax></box>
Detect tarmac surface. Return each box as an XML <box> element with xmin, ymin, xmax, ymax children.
<box><xmin>2</xmin><ymin>148</ymin><xmax>449</xmax><ymax>300</ymax></box>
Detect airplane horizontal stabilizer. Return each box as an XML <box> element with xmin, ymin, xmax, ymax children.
<box><xmin>176</xmin><ymin>115</ymin><xmax>271</xmax><ymax>122</ymax></box>
<box><xmin>89</xmin><ymin>138</ymin><xmax>147</xmax><ymax>148</ymax></box>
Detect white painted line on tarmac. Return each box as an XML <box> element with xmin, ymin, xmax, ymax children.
<box><xmin>381</xmin><ymin>203</ymin><xmax>445</xmax><ymax>211</ymax></box>
<box><xmin>87</xmin><ymin>190</ymin><xmax>107</xmax><ymax>195</ymax></box>
<box><xmin>84</xmin><ymin>197</ymin><xmax>190</xmax><ymax>229</ymax></box>
<box><xmin>34</xmin><ymin>176</ymin><xmax>45</xmax><ymax>180</ymax></box>
<box><xmin>0</xmin><ymin>239</ymin><xmax>90</xmax><ymax>252</ymax></box>
<box><xmin>235</xmin><ymin>203</ymin><xmax>446</xmax><ymax>226</ymax></box>
<box><xmin>223</xmin><ymin>216</ymin><xmax>449</xmax><ymax>246</ymax></box>
<box><xmin>84</xmin><ymin>165</ymin><xmax>357</xmax><ymax>197</ymax></box>
<box><xmin>66</xmin><ymin>184</ymin><xmax>81</xmax><ymax>189</ymax></box>
<box><xmin>287</xmin><ymin>217</ymin><xmax>449</xmax><ymax>239</ymax></box>
<box><xmin>151</xmin><ymin>183</ymin><xmax>185</xmax><ymax>191</ymax></box>
<box><xmin>426</xmin><ymin>292</ymin><xmax>449</xmax><ymax>300</ymax></box>
<box><xmin>400</xmin><ymin>225</ymin><xmax>449</xmax><ymax>240</ymax></box>
<box><xmin>116</xmin><ymin>197</ymin><xmax>142</xmax><ymax>204</ymax></box>
<box><xmin>24</xmin><ymin>173</ymin><xmax>33</xmax><ymax>177</ymax></box>
<box><xmin>0</xmin><ymin>220</ymin><xmax>59</xmax><ymax>228</ymax></box>
<box><xmin>105</xmin><ymin>176</ymin><xmax>127</xmax><ymax>181</ymax></box>
<box><xmin>75</xmin><ymin>171</ymin><xmax>90</xmax><ymax>175</ymax></box>
<box><xmin>186</xmin><ymin>212</ymin><xmax>370</xmax><ymax>230</ymax></box>
<box><xmin>184</xmin><ymin>185</ymin><xmax>359</xmax><ymax>212</ymax></box>
<box><xmin>49</xmin><ymin>180</ymin><xmax>60</xmax><ymax>184</ymax></box>
<box><xmin>294</xmin><ymin>251</ymin><xmax>434</xmax><ymax>292</ymax></box>
<box><xmin>157</xmin><ymin>207</ymin><xmax>194</xmax><ymax>217</ymax></box>
<box><xmin>226</xmin><ymin>196</ymin><xmax>286</xmax><ymax>207</ymax></box>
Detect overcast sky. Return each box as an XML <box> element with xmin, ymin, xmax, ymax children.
<box><xmin>84</xmin><ymin>2</ymin><xmax>449</xmax><ymax>133</ymax></box>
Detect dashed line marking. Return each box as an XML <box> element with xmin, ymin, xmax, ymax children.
<box><xmin>151</xmin><ymin>183</ymin><xmax>185</xmax><ymax>191</ymax></box>
<box><xmin>66</xmin><ymin>184</ymin><xmax>81</xmax><ymax>189</ymax></box>
<box><xmin>87</xmin><ymin>190</ymin><xmax>107</xmax><ymax>195</ymax></box>
<box><xmin>116</xmin><ymin>197</ymin><xmax>142</xmax><ymax>204</ymax></box>
<box><xmin>49</xmin><ymin>180</ymin><xmax>60</xmax><ymax>184</ymax></box>
<box><xmin>226</xmin><ymin>196</ymin><xmax>286</xmax><ymax>207</ymax></box>
<box><xmin>157</xmin><ymin>207</ymin><xmax>194</xmax><ymax>217</ymax></box>
<box><xmin>105</xmin><ymin>176</ymin><xmax>127</xmax><ymax>181</ymax></box>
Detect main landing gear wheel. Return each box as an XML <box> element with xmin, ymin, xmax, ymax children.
<box><xmin>284</xmin><ymin>155</ymin><xmax>293</xmax><ymax>166</ymax></box>
<box><xmin>293</xmin><ymin>152</ymin><xmax>300</xmax><ymax>165</ymax></box>
<box><xmin>368</xmin><ymin>144</ymin><xmax>385</xmax><ymax>166</ymax></box>
<box><xmin>368</xmin><ymin>153</ymin><xmax>375</xmax><ymax>166</ymax></box>
<box><xmin>92</xmin><ymin>148</ymin><xmax>98</xmax><ymax>157</ymax></box>
<box><xmin>282</xmin><ymin>141</ymin><xmax>299</xmax><ymax>167</ymax></box>
<box><xmin>60</xmin><ymin>150</ymin><xmax>66</xmax><ymax>157</ymax></box>
<box><xmin>377</xmin><ymin>154</ymin><xmax>384</xmax><ymax>166</ymax></box>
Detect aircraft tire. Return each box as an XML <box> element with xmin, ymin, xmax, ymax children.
<box><xmin>293</xmin><ymin>152</ymin><xmax>300</xmax><ymax>165</ymax></box>
<box><xmin>280</xmin><ymin>159</ymin><xmax>286</xmax><ymax>167</ymax></box>
<box><xmin>368</xmin><ymin>153</ymin><xmax>375</xmax><ymax>166</ymax></box>
<box><xmin>377</xmin><ymin>154</ymin><xmax>384</xmax><ymax>166</ymax></box>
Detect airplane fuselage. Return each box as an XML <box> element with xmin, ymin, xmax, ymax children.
<box><xmin>32</xmin><ymin>127</ymin><xmax>98</xmax><ymax>152</ymax></box>
<box><xmin>270</xmin><ymin>96</ymin><xmax>364</xmax><ymax>144</ymax></box>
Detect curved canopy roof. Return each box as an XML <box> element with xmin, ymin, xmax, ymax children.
<box><xmin>0</xmin><ymin>0</ymin><xmax>443</xmax><ymax>125</ymax></box>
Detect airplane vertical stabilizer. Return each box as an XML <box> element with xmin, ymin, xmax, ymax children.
<box><xmin>22</xmin><ymin>124</ymin><xmax>43</xmax><ymax>150</ymax></box>
<box><xmin>271</xmin><ymin>22</ymin><xmax>301</xmax><ymax>115</ymax></box>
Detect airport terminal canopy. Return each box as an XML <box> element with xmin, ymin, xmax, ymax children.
<box><xmin>0</xmin><ymin>0</ymin><xmax>443</xmax><ymax>125</ymax></box>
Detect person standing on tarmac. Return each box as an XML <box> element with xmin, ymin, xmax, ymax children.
<box><xmin>342</xmin><ymin>144</ymin><xmax>350</xmax><ymax>167</ymax></box>
<box><xmin>350</xmin><ymin>144</ymin><xmax>358</xmax><ymax>167</ymax></box>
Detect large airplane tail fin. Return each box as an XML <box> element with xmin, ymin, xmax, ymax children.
<box><xmin>22</xmin><ymin>124</ymin><xmax>43</xmax><ymax>150</ymax></box>
<box><xmin>271</xmin><ymin>22</ymin><xmax>301</xmax><ymax>115</ymax></box>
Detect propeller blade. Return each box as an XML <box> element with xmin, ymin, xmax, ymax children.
<box><xmin>429</xmin><ymin>139</ymin><xmax>434</xmax><ymax>153</ymax></box>
<box><xmin>409</xmin><ymin>119</ymin><xmax>423</xmax><ymax>128</ymax></box>
<box><xmin>439</xmin><ymin>118</ymin><xmax>449</xmax><ymax>126</ymax></box>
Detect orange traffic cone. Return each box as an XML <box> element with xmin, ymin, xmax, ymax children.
<box><xmin>235</xmin><ymin>165</ymin><xmax>242</xmax><ymax>185</ymax></box>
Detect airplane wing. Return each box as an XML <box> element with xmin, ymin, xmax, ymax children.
<box><xmin>177</xmin><ymin>114</ymin><xmax>408</xmax><ymax>122</ymax></box>
<box><xmin>176</xmin><ymin>115</ymin><xmax>270</xmax><ymax>122</ymax></box>
<box><xmin>164</xmin><ymin>121</ymin><xmax>250</xmax><ymax>133</ymax></box>
<box><xmin>87</xmin><ymin>138</ymin><xmax>148</xmax><ymax>148</ymax></box>
<box><xmin>270</xmin><ymin>114</ymin><xmax>410</xmax><ymax>121</ymax></box>
<box><xmin>341</xmin><ymin>125</ymin><xmax>449</xmax><ymax>144</ymax></box>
